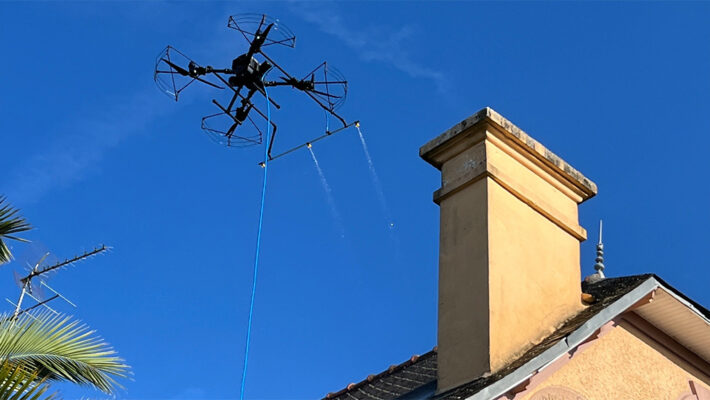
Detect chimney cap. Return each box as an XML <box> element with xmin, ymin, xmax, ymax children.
<box><xmin>419</xmin><ymin>107</ymin><xmax>598</xmax><ymax>198</ymax></box>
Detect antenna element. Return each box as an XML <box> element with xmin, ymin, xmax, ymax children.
<box><xmin>10</xmin><ymin>245</ymin><xmax>108</xmax><ymax>320</ymax></box>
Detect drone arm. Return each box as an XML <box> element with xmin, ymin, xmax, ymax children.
<box><xmin>214</xmin><ymin>89</ymin><xmax>278</xmax><ymax>144</ymax></box>
<box><xmin>258</xmin><ymin>52</ymin><xmax>346</xmax><ymax>126</ymax></box>
<box><xmin>206</xmin><ymin>68</ymin><xmax>232</xmax><ymax>74</ymax></box>
<box><xmin>303</xmin><ymin>90</ymin><xmax>348</xmax><ymax>127</ymax></box>
<box><xmin>263</xmin><ymin>81</ymin><xmax>294</xmax><ymax>87</ymax></box>
<box><xmin>258</xmin><ymin>51</ymin><xmax>298</xmax><ymax>83</ymax></box>
<box><xmin>227</xmin><ymin>92</ymin><xmax>240</xmax><ymax>112</ymax></box>
<box><xmin>212</xmin><ymin>99</ymin><xmax>239</xmax><ymax>124</ymax></box>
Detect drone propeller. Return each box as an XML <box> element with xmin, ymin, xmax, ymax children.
<box><xmin>159</xmin><ymin>59</ymin><xmax>222</xmax><ymax>90</ymax></box>
<box><xmin>258</xmin><ymin>50</ymin><xmax>348</xmax><ymax>117</ymax></box>
<box><xmin>154</xmin><ymin>46</ymin><xmax>223</xmax><ymax>101</ymax></box>
<box><xmin>202</xmin><ymin>110</ymin><xmax>265</xmax><ymax>148</ymax></box>
<box><xmin>307</xmin><ymin>88</ymin><xmax>343</xmax><ymax>99</ymax></box>
<box><xmin>202</xmin><ymin>93</ymin><xmax>279</xmax><ymax>149</ymax></box>
<box><xmin>228</xmin><ymin>14</ymin><xmax>296</xmax><ymax>50</ymax></box>
<box><xmin>244</xmin><ymin>16</ymin><xmax>273</xmax><ymax>60</ymax></box>
<box><xmin>161</xmin><ymin>58</ymin><xmax>190</xmax><ymax>76</ymax></box>
<box><xmin>301</xmin><ymin>62</ymin><xmax>348</xmax><ymax>111</ymax></box>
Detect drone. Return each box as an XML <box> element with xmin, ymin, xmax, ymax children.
<box><xmin>154</xmin><ymin>14</ymin><xmax>354</xmax><ymax>161</ymax></box>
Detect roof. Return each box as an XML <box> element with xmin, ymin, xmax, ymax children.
<box><xmin>631</xmin><ymin>275</ymin><xmax>710</xmax><ymax>362</ymax></box>
<box><xmin>322</xmin><ymin>274</ymin><xmax>710</xmax><ymax>400</ymax></box>
<box><xmin>322</xmin><ymin>350</ymin><xmax>437</xmax><ymax>400</ymax></box>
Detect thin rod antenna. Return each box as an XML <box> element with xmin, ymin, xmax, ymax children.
<box><xmin>6</xmin><ymin>296</ymin><xmax>57</xmax><ymax>320</ymax></box>
<box><xmin>41</xmin><ymin>281</ymin><xmax>77</xmax><ymax>308</ymax></box>
<box><xmin>594</xmin><ymin>219</ymin><xmax>605</xmax><ymax>278</ymax></box>
<box><xmin>12</xmin><ymin>245</ymin><xmax>107</xmax><ymax>319</ymax></box>
<box><xmin>13</xmin><ymin>251</ymin><xmax>50</xmax><ymax>319</ymax></box>
<box><xmin>25</xmin><ymin>293</ymin><xmax>59</xmax><ymax>314</ymax></box>
<box><xmin>599</xmin><ymin>220</ymin><xmax>603</xmax><ymax>244</ymax></box>
<box><xmin>31</xmin><ymin>253</ymin><xmax>50</xmax><ymax>273</ymax></box>
<box><xmin>22</xmin><ymin>245</ymin><xmax>107</xmax><ymax>282</ymax></box>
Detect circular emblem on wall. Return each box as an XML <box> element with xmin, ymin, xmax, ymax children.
<box><xmin>529</xmin><ymin>386</ymin><xmax>588</xmax><ymax>400</ymax></box>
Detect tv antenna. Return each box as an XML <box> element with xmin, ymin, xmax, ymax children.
<box><xmin>7</xmin><ymin>245</ymin><xmax>108</xmax><ymax>320</ymax></box>
<box><xmin>154</xmin><ymin>13</ymin><xmax>358</xmax><ymax>161</ymax></box>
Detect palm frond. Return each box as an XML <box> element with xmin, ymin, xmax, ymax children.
<box><xmin>0</xmin><ymin>197</ymin><xmax>32</xmax><ymax>265</ymax></box>
<box><xmin>0</xmin><ymin>312</ymin><xmax>129</xmax><ymax>395</ymax></box>
<box><xmin>0</xmin><ymin>361</ymin><xmax>56</xmax><ymax>400</ymax></box>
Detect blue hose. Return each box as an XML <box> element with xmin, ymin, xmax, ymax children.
<box><xmin>240</xmin><ymin>87</ymin><xmax>271</xmax><ymax>400</ymax></box>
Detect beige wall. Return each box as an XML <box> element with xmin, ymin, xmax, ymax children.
<box><xmin>487</xmin><ymin>176</ymin><xmax>583</xmax><ymax>371</ymax></box>
<box><xmin>521</xmin><ymin>319</ymin><xmax>710</xmax><ymax>400</ymax></box>
<box><xmin>425</xmin><ymin>110</ymin><xmax>597</xmax><ymax>392</ymax></box>
<box><xmin>435</xmin><ymin>128</ymin><xmax>589</xmax><ymax>391</ymax></box>
<box><xmin>437</xmin><ymin>172</ymin><xmax>491</xmax><ymax>389</ymax></box>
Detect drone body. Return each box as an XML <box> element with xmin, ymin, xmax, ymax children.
<box><xmin>154</xmin><ymin>14</ymin><xmax>350</xmax><ymax>159</ymax></box>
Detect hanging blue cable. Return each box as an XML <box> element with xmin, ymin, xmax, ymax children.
<box><xmin>240</xmin><ymin>87</ymin><xmax>271</xmax><ymax>400</ymax></box>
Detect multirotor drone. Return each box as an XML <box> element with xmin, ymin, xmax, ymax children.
<box><xmin>154</xmin><ymin>14</ymin><xmax>352</xmax><ymax>160</ymax></box>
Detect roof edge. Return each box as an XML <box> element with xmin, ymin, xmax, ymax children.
<box><xmin>464</xmin><ymin>276</ymin><xmax>661</xmax><ymax>400</ymax></box>
<box><xmin>651</xmin><ymin>275</ymin><xmax>710</xmax><ymax>322</ymax></box>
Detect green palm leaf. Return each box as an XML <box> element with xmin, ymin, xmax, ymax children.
<box><xmin>0</xmin><ymin>361</ymin><xmax>56</xmax><ymax>400</ymax></box>
<box><xmin>0</xmin><ymin>197</ymin><xmax>32</xmax><ymax>265</ymax></box>
<box><xmin>0</xmin><ymin>312</ymin><xmax>129</xmax><ymax>395</ymax></box>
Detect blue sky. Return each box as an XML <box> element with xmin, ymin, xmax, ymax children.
<box><xmin>1</xmin><ymin>2</ymin><xmax>709</xmax><ymax>399</ymax></box>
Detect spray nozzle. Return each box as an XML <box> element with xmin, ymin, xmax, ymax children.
<box><xmin>355</xmin><ymin>121</ymin><xmax>360</xmax><ymax>128</ymax></box>
<box><xmin>306</xmin><ymin>142</ymin><xmax>312</xmax><ymax>149</ymax></box>
<box><xmin>258</xmin><ymin>162</ymin><xmax>266</xmax><ymax>168</ymax></box>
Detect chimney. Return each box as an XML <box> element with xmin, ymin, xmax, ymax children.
<box><xmin>420</xmin><ymin>108</ymin><xmax>597</xmax><ymax>392</ymax></box>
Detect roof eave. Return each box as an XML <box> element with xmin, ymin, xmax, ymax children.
<box><xmin>464</xmin><ymin>276</ymin><xmax>662</xmax><ymax>400</ymax></box>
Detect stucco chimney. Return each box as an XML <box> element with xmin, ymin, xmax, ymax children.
<box><xmin>420</xmin><ymin>108</ymin><xmax>597</xmax><ymax>393</ymax></box>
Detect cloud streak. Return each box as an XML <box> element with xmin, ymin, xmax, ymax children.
<box><xmin>2</xmin><ymin>90</ymin><xmax>170</xmax><ymax>205</ymax></box>
<box><xmin>1</xmin><ymin>9</ymin><xmax>238</xmax><ymax>207</ymax></box>
<box><xmin>291</xmin><ymin>4</ymin><xmax>449</xmax><ymax>92</ymax></box>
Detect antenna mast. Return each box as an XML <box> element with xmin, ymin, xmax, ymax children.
<box><xmin>9</xmin><ymin>245</ymin><xmax>108</xmax><ymax>320</ymax></box>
